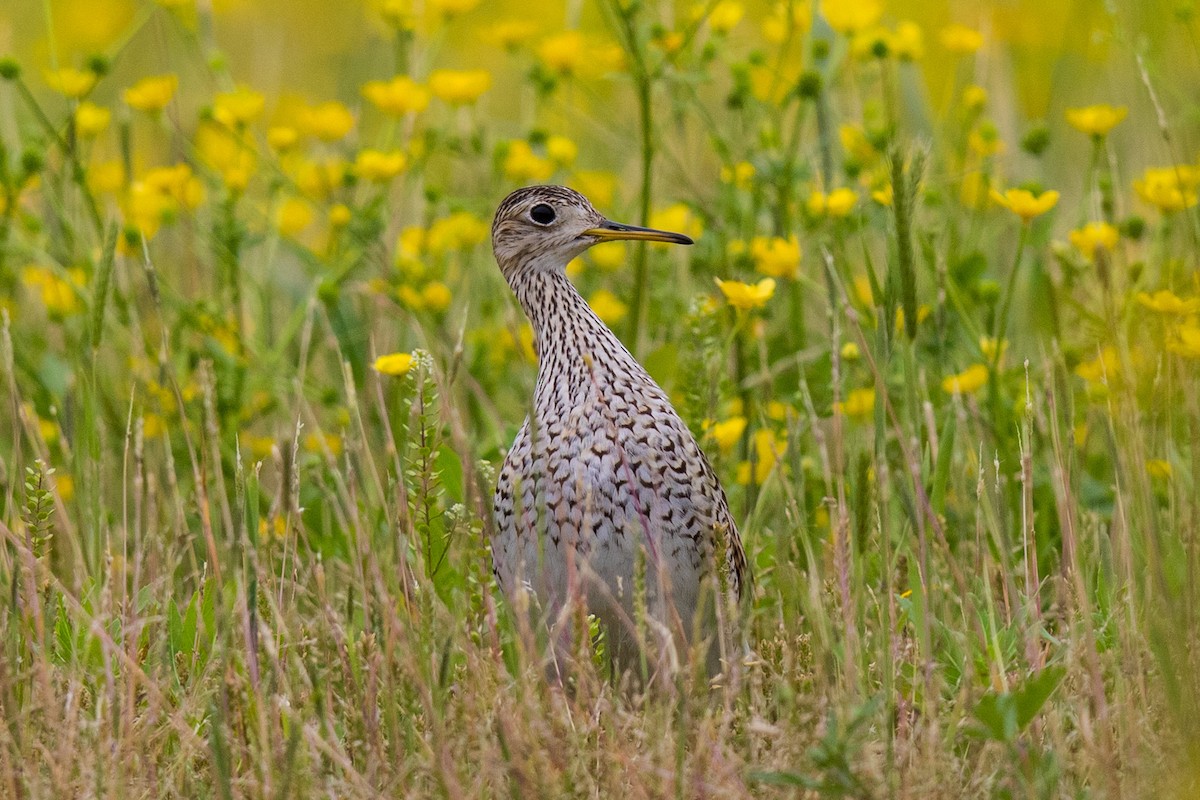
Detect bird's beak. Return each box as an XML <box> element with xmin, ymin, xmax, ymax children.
<box><xmin>582</xmin><ymin>219</ymin><xmax>694</xmax><ymax>245</ymax></box>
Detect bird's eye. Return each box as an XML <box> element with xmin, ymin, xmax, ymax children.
<box><xmin>530</xmin><ymin>203</ymin><xmax>556</xmax><ymax>225</ymax></box>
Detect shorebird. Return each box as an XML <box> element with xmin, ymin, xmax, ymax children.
<box><xmin>490</xmin><ymin>185</ymin><xmax>748</xmax><ymax>678</ymax></box>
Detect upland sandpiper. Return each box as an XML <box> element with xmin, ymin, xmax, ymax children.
<box><xmin>490</xmin><ymin>185</ymin><xmax>748</xmax><ymax>677</ymax></box>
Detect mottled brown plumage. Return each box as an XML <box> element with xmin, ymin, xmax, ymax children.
<box><xmin>490</xmin><ymin>186</ymin><xmax>747</xmax><ymax>676</ymax></box>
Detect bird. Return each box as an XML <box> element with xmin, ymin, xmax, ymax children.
<box><xmin>489</xmin><ymin>185</ymin><xmax>748</xmax><ymax>679</ymax></box>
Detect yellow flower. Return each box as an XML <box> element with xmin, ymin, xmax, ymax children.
<box><xmin>940</xmin><ymin>23</ymin><xmax>983</xmax><ymax>54</ymax></box>
<box><xmin>749</xmin><ymin>236</ymin><xmax>801</xmax><ymax>279</ymax></box>
<box><xmin>538</xmin><ymin>31</ymin><xmax>585</xmax><ymax>74</ymax></box>
<box><xmin>45</xmin><ymin>67</ymin><xmax>97</xmax><ymax>98</ymax></box>
<box><xmin>546</xmin><ymin>135</ymin><xmax>577</xmax><ymax>166</ymax></box>
<box><xmin>422</xmin><ymin>282</ymin><xmax>453</xmax><ymax>312</ymax></box>
<box><xmin>354</xmin><ymin>149</ymin><xmax>407</xmax><ymax>182</ymax></box>
<box><xmin>762</xmin><ymin>1</ymin><xmax>812</xmax><ymax>43</ymax></box>
<box><xmin>1064</xmin><ymin>104</ymin><xmax>1127</xmax><ymax>137</ymax></box>
<box><xmin>195</xmin><ymin>121</ymin><xmax>256</xmax><ymax>191</ymax></box>
<box><xmin>55</xmin><ymin>474</ymin><xmax>75</xmax><ymax>502</ymax></box>
<box><xmin>588</xmin><ymin>243</ymin><xmax>626</xmax><ymax>271</ymax></box>
<box><xmin>374</xmin><ymin>351</ymin><xmax>414</xmax><ymax>375</ymax></box>
<box><xmin>213</xmin><ymin>86</ymin><xmax>265</xmax><ymax>126</ymax></box>
<box><xmin>705</xmin><ymin>1</ymin><xmax>744</xmax><ymax>33</ymax></box>
<box><xmin>293</xmin><ymin>157</ymin><xmax>348</xmax><ymax>199</ymax></box>
<box><xmin>303</xmin><ymin>432</ymin><xmax>343</xmax><ymax>457</ymax></box>
<box><xmin>267</xmin><ymin>126</ymin><xmax>300</xmax><ymax>151</ymax></box>
<box><xmin>503</xmin><ymin>140</ymin><xmax>554</xmax><ymax>182</ymax></box>
<box><xmin>398</xmin><ymin>285</ymin><xmax>425</xmax><ymax>310</ymax></box>
<box><xmin>823</xmin><ymin>0</ymin><xmax>882</xmax><ymax>34</ymax></box>
<box><xmin>1146</xmin><ymin>459</ymin><xmax>1173</xmax><ymax>480</ymax></box>
<box><xmin>429</xmin><ymin>69</ymin><xmax>492</xmax><ymax>105</ymax></box>
<box><xmin>486</xmin><ymin>20</ymin><xmax>539</xmax><ymax>50</ymax></box>
<box><xmin>1068</xmin><ymin>222</ymin><xmax>1119</xmax><ymax>260</ymax></box>
<box><xmin>840</xmin><ymin>125</ymin><xmax>877</xmax><ymax>167</ymax></box>
<box><xmin>649</xmin><ymin>203</ymin><xmax>703</xmax><ymax>241</ymax></box>
<box><xmin>300</xmin><ymin>101</ymin><xmax>354</xmax><ymax>141</ymax></box>
<box><xmin>380</xmin><ymin>0</ymin><xmax>416</xmax><ymax>30</ymax></box>
<box><xmin>841</xmin><ymin>341</ymin><xmax>860</xmax><ymax>360</ymax></box>
<box><xmin>968</xmin><ymin>124</ymin><xmax>1005</xmax><ymax>157</ymax></box>
<box><xmin>1169</xmin><ymin>324</ymin><xmax>1200</xmax><ymax>359</ymax></box>
<box><xmin>123</xmin><ymin>74</ymin><xmax>178</xmax><ymax>111</ymax></box>
<box><xmin>715</xmin><ymin>277</ymin><xmax>776</xmax><ymax>310</ymax></box>
<box><xmin>1136</xmin><ymin>290</ymin><xmax>1200</xmax><ymax>315</ymax></box>
<box><xmin>22</xmin><ymin>265</ymin><xmax>84</xmax><ymax>317</ymax></box>
<box><xmin>329</xmin><ymin>204</ymin><xmax>353</xmax><ymax>227</ymax></box>
<box><xmin>893</xmin><ymin>304</ymin><xmax>931</xmax><ymax>332</ymax></box>
<box><xmin>430</xmin><ymin>0</ymin><xmax>479</xmax><ymax>16</ymax></box>
<box><xmin>962</xmin><ymin>84</ymin><xmax>988</xmax><ymax>111</ymax></box>
<box><xmin>87</xmin><ymin>161</ymin><xmax>125</xmax><ymax>194</ymax></box>
<box><xmin>588</xmin><ymin>289</ymin><xmax>628</xmax><ymax>324</ymax></box>
<box><xmin>720</xmin><ymin>161</ymin><xmax>756</xmax><ymax>189</ymax></box>
<box><xmin>1134</xmin><ymin>166</ymin><xmax>1200</xmax><ymax>212</ymax></box>
<box><xmin>572</xmin><ymin>170</ymin><xmax>617</xmax><ymax>207</ymax></box>
<box><xmin>74</xmin><ymin>101</ymin><xmax>111</xmax><ymax>137</ymax></box>
<box><xmin>736</xmin><ymin>428</ymin><xmax>786</xmax><ymax>484</ymax></box>
<box><xmin>362</xmin><ymin>76</ymin><xmax>431</xmax><ymax>115</ymax></box>
<box><xmin>1074</xmin><ymin>346</ymin><xmax>1123</xmax><ymax>384</ymax></box>
<box><xmin>707</xmin><ymin>416</ymin><xmax>747</xmax><ymax>453</ymax></box>
<box><xmin>891</xmin><ymin>20</ymin><xmax>924</xmax><ymax>60</ymax></box>
<box><xmin>990</xmin><ymin>188</ymin><xmax>1060</xmax><ymax>222</ymax></box>
<box><xmin>870</xmin><ymin>184</ymin><xmax>893</xmax><ymax>206</ymax></box>
<box><xmin>836</xmin><ymin>388</ymin><xmax>876</xmax><ymax>419</ymax></box>
<box><xmin>427</xmin><ymin>211</ymin><xmax>488</xmax><ymax>253</ymax></box>
<box><xmin>276</xmin><ymin>197</ymin><xmax>314</xmax><ymax>236</ymax></box>
<box><xmin>980</xmin><ymin>336</ymin><xmax>1008</xmax><ymax>361</ymax></box>
<box><xmin>807</xmin><ymin>187</ymin><xmax>858</xmax><ymax>218</ymax></box>
<box><xmin>942</xmin><ymin>364</ymin><xmax>988</xmax><ymax>394</ymax></box>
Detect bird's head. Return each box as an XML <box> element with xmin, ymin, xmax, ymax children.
<box><xmin>491</xmin><ymin>185</ymin><xmax>693</xmax><ymax>279</ymax></box>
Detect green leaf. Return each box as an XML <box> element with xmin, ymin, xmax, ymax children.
<box><xmin>1013</xmin><ymin>666</ymin><xmax>1066</xmax><ymax>731</ymax></box>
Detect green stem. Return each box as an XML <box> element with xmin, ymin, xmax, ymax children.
<box><xmin>993</xmin><ymin>223</ymin><xmax>1029</xmax><ymax>354</ymax></box>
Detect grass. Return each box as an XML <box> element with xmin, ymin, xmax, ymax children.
<box><xmin>1</xmin><ymin>0</ymin><xmax>1199</xmax><ymax>796</ymax></box>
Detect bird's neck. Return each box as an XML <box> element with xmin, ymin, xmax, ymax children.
<box><xmin>507</xmin><ymin>267</ymin><xmax>642</xmax><ymax>393</ymax></box>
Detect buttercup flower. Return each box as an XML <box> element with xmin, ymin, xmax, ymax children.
<box><xmin>45</xmin><ymin>67</ymin><xmax>97</xmax><ymax>98</ymax></box>
<box><xmin>362</xmin><ymin>76</ymin><xmax>430</xmax><ymax>115</ymax></box>
<box><xmin>715</xmin><ymin>277</ymin><xmax>776</xmax><ymax>310</ymax></box>
<box><xmin>707</xmin><ymin>416</ymin><xmax>747</xmax><ymax>452</ymax></box>
<box><xmin>823</xmin><ymin>0</ymin><xmax>882</xmax><ymax>34</ymax></box>
<box><xmin>836</xmin><ymin>388</ymin><xmax>876</xmax><ymax>419</ymax></box>
<box><xmin>942</xmin><ymin>364</ymin><xmax>988</xmax><ymax>394</ymax></box>
<box><xmin>276</xmin><ymin>197</ymin><xmax>314</xmax><ymax>236</ymax></box>
<box><xmin>1134</xmin><ymin>166</ymin><xmax>1200</xmax><ymax>212</ymax></box>
<box><xmin>749</xmin><ymin>236</ymin><xmax>801</xmax><ymax>279</ymax></box>
<box><xmin>1065</xmin><ymin>104</ymin><xmax>1127</xmax><ymax>137</ymax></box>
<box><xmin>213</xmin><ymin>86</ymin><xmax>265</xmax><ymax>126</ymax></box>
<box><xmin>1136</xmin><ymin>290</ymin><xmax>1200</xmax><ymax>315</ymax></box>
<box><xmin>124</xmin><ymin>74</ymin><xmax>178</xmax><ymax>111</ymax></box>
<box><xmin>538</xmin><ymin>31</ymin><xmax>585</xmax><ymax>74</ymax></box>
<box><xmin>503</xmin><ymin>140</ymin><xmax>554</xmax><ymax>182</ymax></box>
<box><xmin>1068</xmin><ymin>222</ymin><xmax>1119</xmax><ymax>260</ymax></box>
<box><xmin>1169</xmin><ymin>325</ymin><xmax>1200</xmax><ymax>358</ymax></box>
<box><xmin>990</xmin><ymin>188</ymin><xmax>1060</xmax><ymax>222</ymax></box>
<box><xmin>705</xmin><ymin>1</ymin><xmax>744</xmax><ymax>33</ymax></box>
<box><xmin>74</xmin><ymin>101</ymin><xmax>111</xmax><ymax>136</ymax></box>
<box><xmin>546</xmin><ymin>135</ymin><xmax>577</xmax><ymax>166</ymax></box>
<box><xmin>429</xmin><ymin>69</ymin><xmax>491</xmax><ymax>105</ymax></box>
<box><xmin>300</xmin><ymin>101</ymin><xmax>354</xmax><ymax>141</ymax></box>
<box><xmin>940</xmin><ymin>24</ymin><xmax>983</xmax><ymax>54</ymax></box>
<box><xmin>588</xmin><ymin>289</ymin><xmax>628</xmax><ymax>324</ymax></box>
<box><xmin>354</xmin><ymin>149</ymin><xmax>407</xmax><ymax>182</ymax></box>
<box><xmin>807</xmin><ymin>187</ymin><xmax>858</xmax><ymax>218</ymax></box>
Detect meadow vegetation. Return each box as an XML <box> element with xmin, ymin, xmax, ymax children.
<box><xmin>0</xmin><ymin>0</ymin><xmax>1198</xmax><ymax>796</ymax></box>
